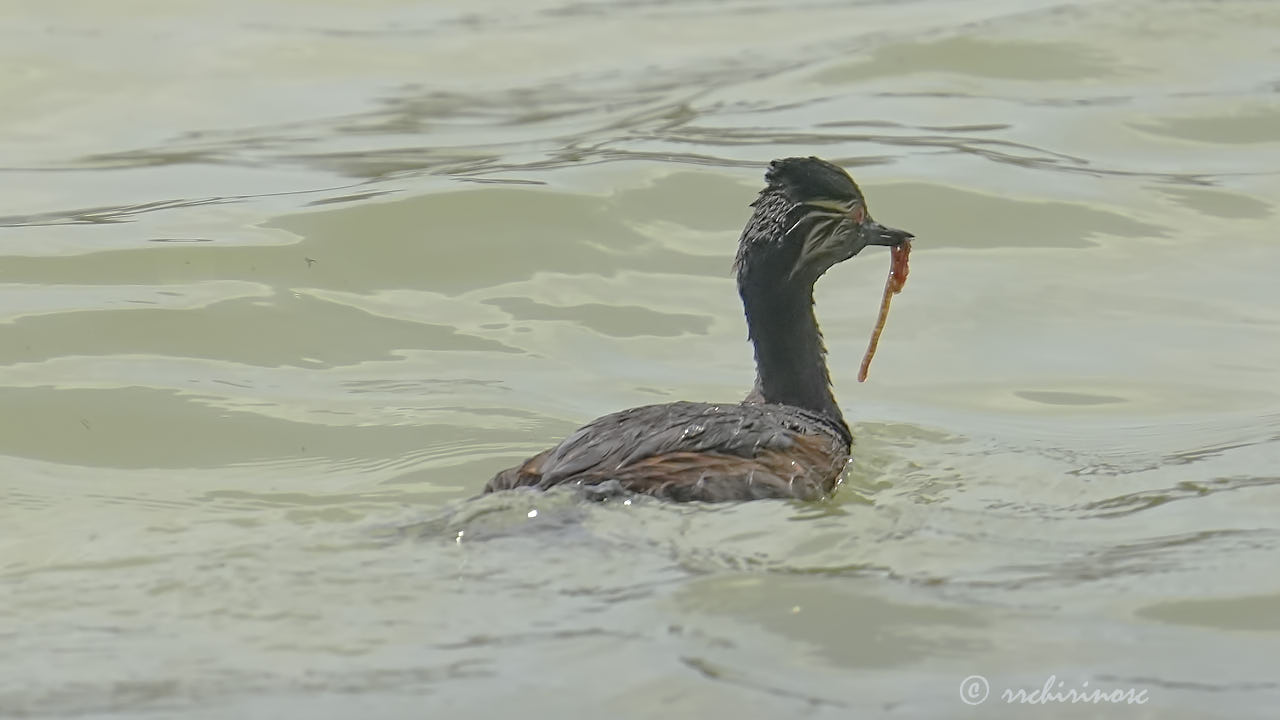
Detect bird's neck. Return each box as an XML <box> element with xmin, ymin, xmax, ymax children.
<box><xmin>740</xmin><ymin>282</ymin><xmax>847</xmax><ymax>431</ymax></box>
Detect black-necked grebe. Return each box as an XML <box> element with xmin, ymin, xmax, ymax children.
<box><xmin>484</xmin><ymin>157</ymin><xmax>913</xmax><ymax>501</ymax></box>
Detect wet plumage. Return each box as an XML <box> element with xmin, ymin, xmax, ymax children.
<box><xmin>486</xmin><ymin>401</ymin><xmax>850</xmax><ymax>502</ymax></box>
<box><xmin>484</xmin><ymin>157</ymin><xmax>912</xmax><ymax>502</ymax></box>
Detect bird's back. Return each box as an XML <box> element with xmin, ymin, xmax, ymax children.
<box><xmin>484</xmin><ymin>401</ymin><xmax>851</xmax><ymax>502</ymax></box>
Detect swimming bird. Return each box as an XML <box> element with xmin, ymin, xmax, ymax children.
<box><xmin>484</xmin><ymin>157</ymin><xmax>912</xmax><ymax>501</ymax></box>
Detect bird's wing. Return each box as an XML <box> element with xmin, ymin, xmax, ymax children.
<box><xmin>538</xmin><ymin>402</ymin><xmax>801</xmax><ymax>484</ymax></box>
<box><xmin>486</xmin><ymin>402</ymin><xmax>845</xmax><ymax>500</ymax></box>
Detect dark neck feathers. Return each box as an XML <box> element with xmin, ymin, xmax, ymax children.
<box><xmin>735</xmin><ymin>193</ymin><xmax>847</xmax><ymax>434</ymax></box>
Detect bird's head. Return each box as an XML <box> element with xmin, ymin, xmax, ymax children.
<box><xmin>734</xmin><ymin>157</ymin><xmax>912</xmax><ymax>289</ymax></box>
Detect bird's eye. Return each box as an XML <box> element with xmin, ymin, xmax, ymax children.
<box><xmin>849</xmin><ymin>205</ymin><xmax>866</xmax><ymax>224</ymax></box>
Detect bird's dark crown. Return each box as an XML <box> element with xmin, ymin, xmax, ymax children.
<box><xmin>764</xmin><ymin>157</ymin><xmax>864</xmax><ymax>204</ymax></box>
<box><xmin>736</xmin><ymin>157</ymin><xmax>868</xmax><ymax>285</ymax></box>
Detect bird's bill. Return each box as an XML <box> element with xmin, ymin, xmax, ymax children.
<box><xmin>861</xmin><ymin>220</ymin><xmax>913</xmax><ymax>248</ymax></box>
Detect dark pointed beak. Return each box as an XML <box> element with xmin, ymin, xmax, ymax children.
<box><xmin>863</xmin><ymin>220</ymin><xmax>913</xmax><ymax>248</ymax></box>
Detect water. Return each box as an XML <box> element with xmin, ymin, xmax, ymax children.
<box><xmin>3</xmin><ymin>0</ymin><xmax>1279</xmax><ymax>717</ymax></box>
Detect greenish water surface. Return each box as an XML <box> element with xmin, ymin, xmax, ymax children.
<box><xmin>2</xmin><ymin>1</ymin><xmax>1279</xmax><ymax>717</ymax></box>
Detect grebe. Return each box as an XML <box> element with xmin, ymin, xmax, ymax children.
<box><xmin>484</xmin><ymin>157</ymin><xmax>912</xmax><ymax>501</ymax></box>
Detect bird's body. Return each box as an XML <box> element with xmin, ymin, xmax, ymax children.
<box><xmin>485</xmin><ymin>401</ymin><xmax>851</xmax><ymax>502</ymax></box>
<box><xmin>484</xmin><ymin>157</ymin><xmax>912</xmax><ymax>502</ymax></box>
